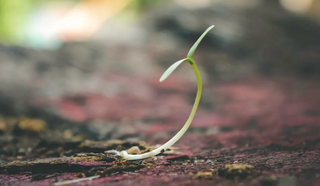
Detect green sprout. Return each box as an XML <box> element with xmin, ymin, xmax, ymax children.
<box><xmin>108</xmin><ymin>25</ymin><xmax>214</xmax><ymax>160</ymax></box>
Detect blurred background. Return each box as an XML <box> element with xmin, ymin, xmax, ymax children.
<box><xmin>0</xmin><ymin>0</ymin><xmax>320</xmax><ymax>158</ymax></box>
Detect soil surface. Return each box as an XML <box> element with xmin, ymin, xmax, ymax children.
<box><xmin>0</xmin><ymin>71</ymin><xmax>319</xmax><ymax>185</ymax></box>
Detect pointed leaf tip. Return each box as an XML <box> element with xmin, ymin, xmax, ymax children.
<box><xmin>187</xmin><ymin>25</ymin><xmax>215</xmax><ymax>58</ymax></box>
<box><xmin>159</xmin><ymin>58</ymin><xmax>188</xmax><ymax>82</ymax></box>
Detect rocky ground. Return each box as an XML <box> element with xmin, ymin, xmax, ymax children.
<box><xmin>0</xmin><ymin>73</ymin><xmax>319</xmax><ymax>186</ymax></box>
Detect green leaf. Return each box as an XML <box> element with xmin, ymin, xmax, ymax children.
<box><xmin>187</xmin><ymin>25</ymin><xmax>214</xmax><ymax>59</ymax></box>
<box><xmin>159</xmin><ymin>58</ymin><xmax>188</xmax><ymax>82</ymax></box>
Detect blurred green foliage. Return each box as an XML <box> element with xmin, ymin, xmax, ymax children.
<box><xmin>0</xmin><ymin>0</ymin><xmax>164</xmax><ymax>43</ymax></box>
<box><xmin>0</xmin><ymin>0</ymin><xmax>61</xmax><ymax>43</ymax></box>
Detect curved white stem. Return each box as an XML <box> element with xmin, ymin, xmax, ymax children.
<box><xmin>118</xmin><ymin>59</ymin><xmax>202</xmax><ymax>160</ymax></box>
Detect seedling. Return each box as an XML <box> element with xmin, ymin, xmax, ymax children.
<box><xmin>108</xmin><ymin>25</ymin><xmax>214</xmax><ymax>160</ymax></box>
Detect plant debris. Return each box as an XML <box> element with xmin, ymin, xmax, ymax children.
<box><xmin>193</xmin><ymin>172</ymin><xmax>213</xmax><ymax>180</ymax></box>
<box><xmin>17</xmin><ymin>118</ymin><xmax>46</xmax><ymax>132</ymax></box>
<box><xmin>217</xmin><ymin>164</ymin><xmax>254</xmax><ymax>181</ymax></box>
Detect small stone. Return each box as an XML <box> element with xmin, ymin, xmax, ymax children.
<box><xmin>126</xmin><ymin>146</ymin><xmax>141</xmax><ymax>154</ymax></box>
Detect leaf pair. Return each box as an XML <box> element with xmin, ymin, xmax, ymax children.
<box><xmin>159</xmin><ymin>25</ymin><xmax>214</xmax><ymax>82</ymax></box>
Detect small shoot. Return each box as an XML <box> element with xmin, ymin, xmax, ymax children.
<box><xmin>107</xmin><ymin>25</ymin><xmax>214</xmax><ymax>160</ymax></box>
